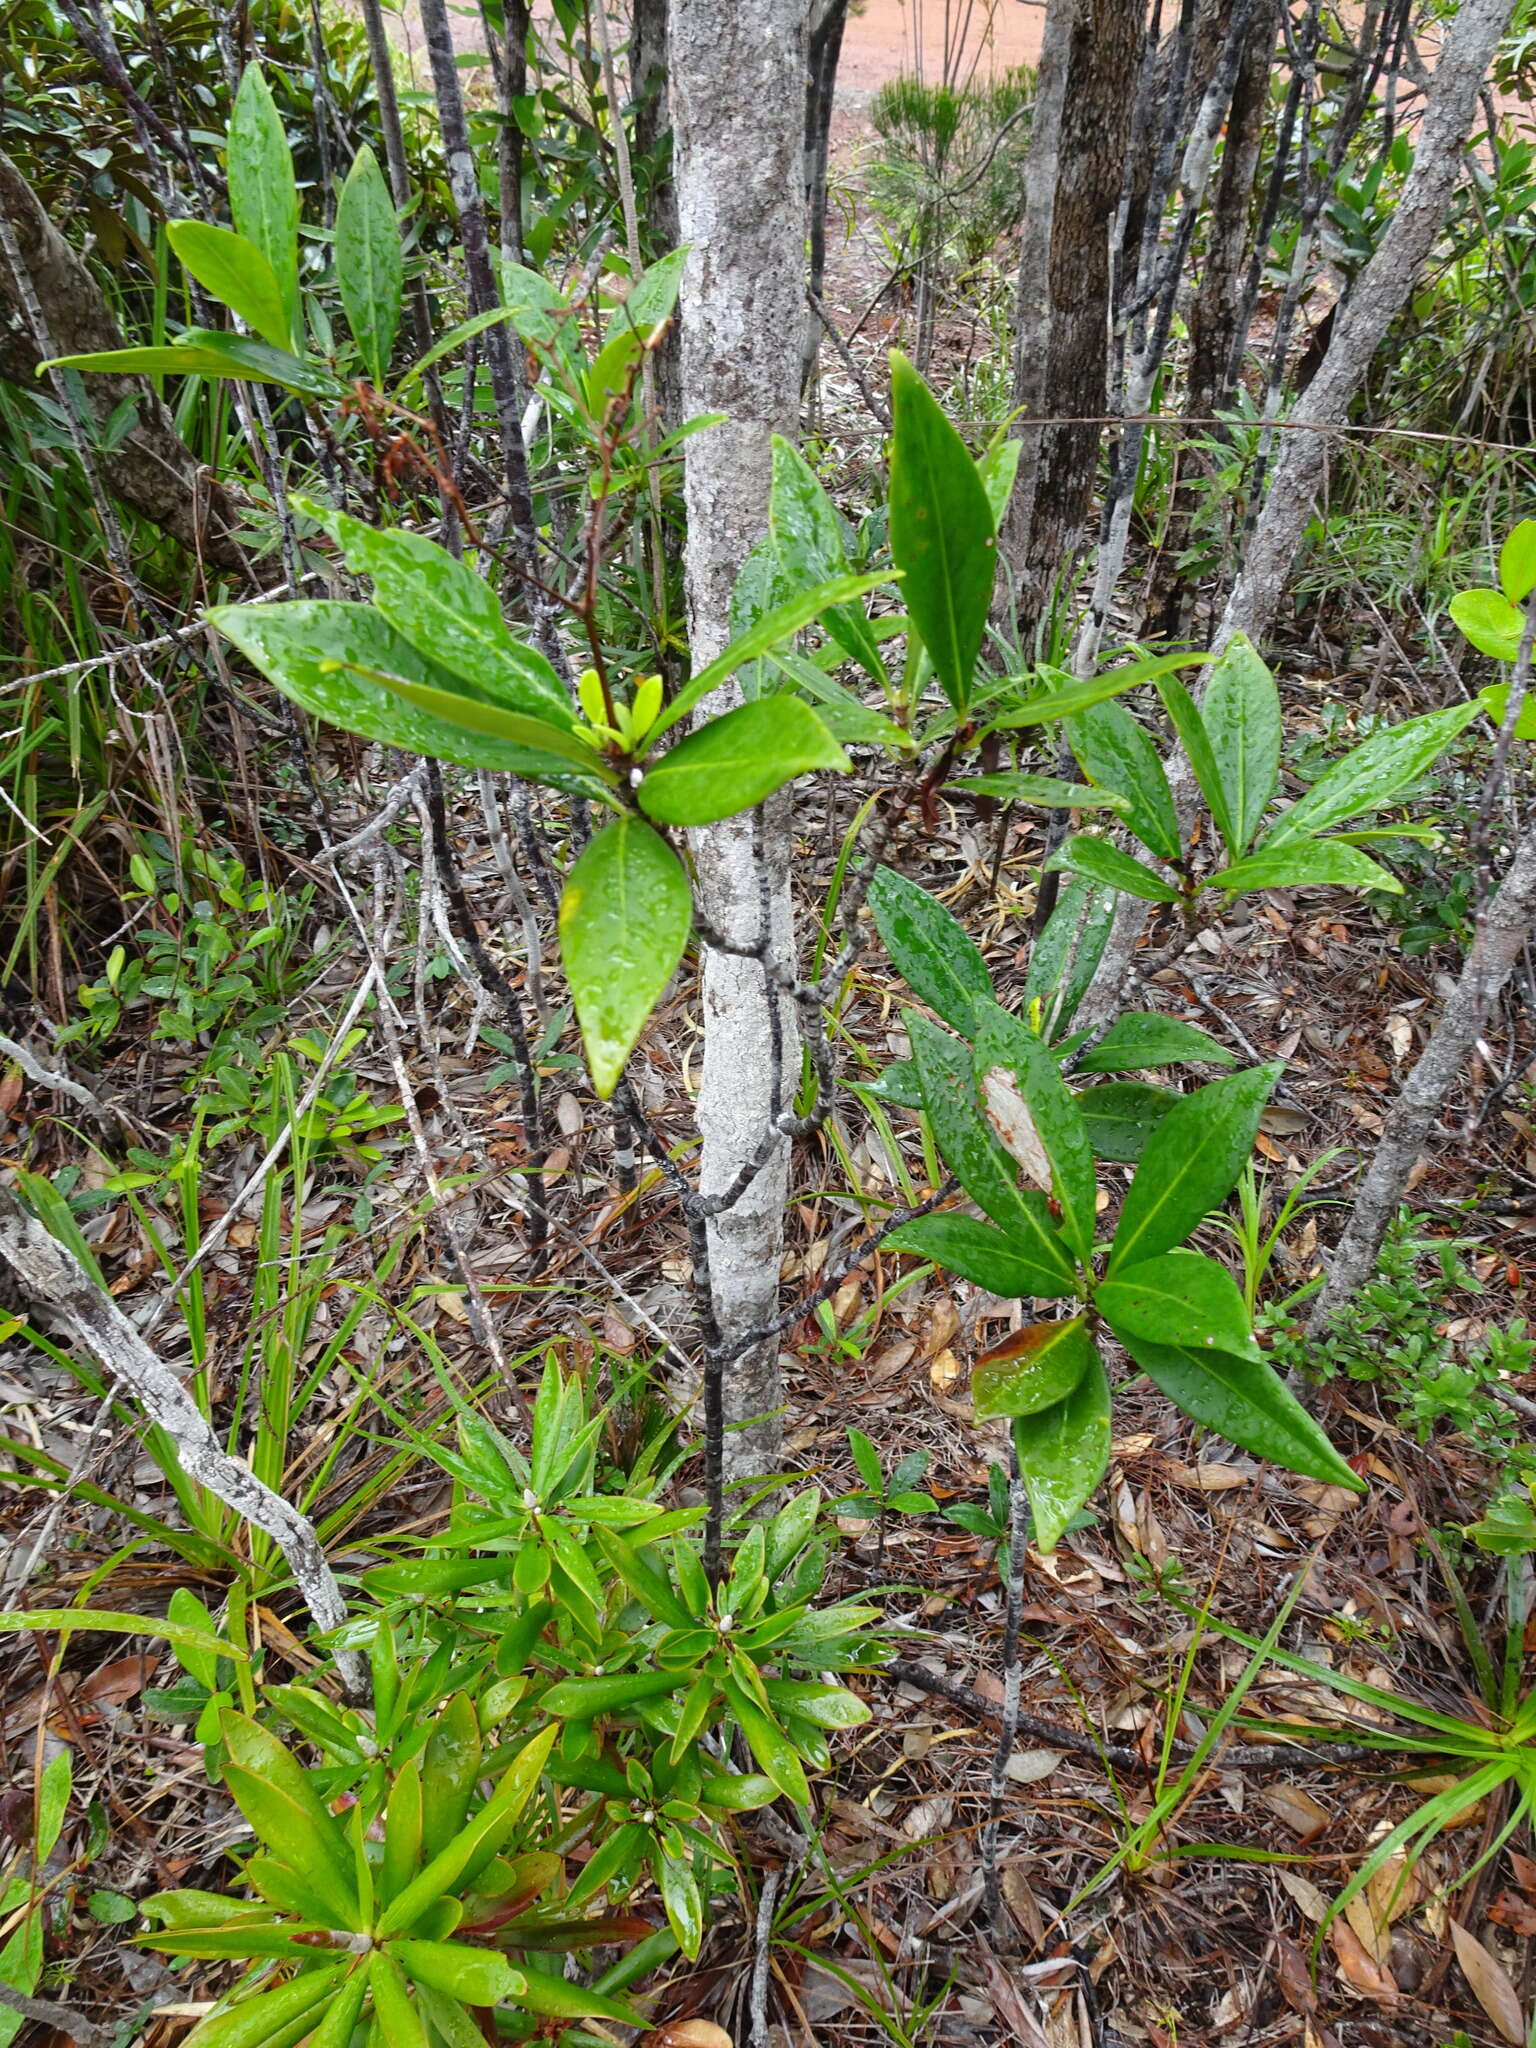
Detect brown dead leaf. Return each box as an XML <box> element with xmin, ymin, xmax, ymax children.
<box><xmin>1450</xmin><ymin>1921</ymin><xmax>1526</xmax><ymax>2044</ymax></box>
<box><xmin>980</xmin><ymin>1067</ymin><xmax>1053</xmax><ymax>1190</ymax></box>
<box><xmin>1260</xmin><ymin>1784</ymin><xmax>1331</xmax><ymax>1841</ymax></box>
<box><xmin>1487</xmin><ymin>1890</ymin><xmax>1536</xmax><ymax>1937</ymax></box>
<box><xmin>1169</xmin><ymin>1462</ymin><xmax>1253</xmax><ymax>1491</ymax></box>
<box><xmin>1274</xmin><ymin>1934</ymin><xmax>1318</xmax><ymax>2017</ymax></box>
<box><xmin>1276</xmin><ymin>1869</ymin><xmax>1330</xmax><ymax>1923</ymax></box>
<box><xmin>929</xmin><ymin>1347</ymin><xmax>962</xmax><ymax>1393</ymax></box>
<box><xmin>1329</xmin><ymin>1919</ymin><xmax>1398</xmax><ymax>2003</ymax></box>
<box><xmin>643</xmin><ymin>2026</ymin><xmax>733</xmax><ymax>2048</ymax></box>
<box><xmin>76</xmin><ymin>1655</ymin><xmax>154</xmax><ymax>1716</ymax></box>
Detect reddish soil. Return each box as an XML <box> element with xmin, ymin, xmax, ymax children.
<box><xmin>838</xmin><ymin>0</ymin><xmax>1044</xmax><ymax>94</ymax></box>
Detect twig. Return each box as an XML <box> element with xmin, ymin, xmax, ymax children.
<box><xmin>0</xmin><ymin>1982</ymin><xmax>115</xmax><ymax>2048</ymax></box>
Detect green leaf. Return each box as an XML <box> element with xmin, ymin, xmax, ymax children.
<box><xmin>1500</xmin><ymin>522</ymin><xmax>1536</xmax><ymax>607</ymax></box>
<box><xmin>1044</xmin><ymin>835</ymin><xmax>1180</xmax><ymax>903</ymax></box>
<box><xmin>622</xmin><ymin>244</ymin><xmax>687</xmax><ymax>330</ymax></box>
<box><xmin>178</xmin><ymin>1966</ymin><xmax>346</xmax><ymax>2048</ymax></box>
<box><xmin>1197</xmin><ymin>634</ymin><xmax>1280</xmax><ymax>855</ymax></box>
<box><xmin>972</xmin><ymin>1002</ymin><xmax>1096</xmax><ymax>1265</ymax></box>
<box><xmin>303</xmin><ymin>1966</ymin><xmax>368</xmax><ymax>2048</ymax></box>
<box><xmin>906</xmin><ymin>1014</ymin><xmax>1079</xmax><ymax>1293</ymax></box>
<box><xmin>1075</xmin><ymin>1079</ymin><xmax>1178</xmax><ymax>1163</ymax></box>
<box><xmin>649</xmin><ymin>573</ymin><xmax>890</xmax><ymax>742</ymax></box>
<box><xmin>393</xmin><ymin>305</ymin><xmax>525</xmax><ymax>395</ymax></box>
<box><xmin>1065</xmin><ymin>699</ymin><xmax>1180</xmax><ymax>861</ymax></box>
<box><xmin>388</xmin><ymin>1941</ymin><xmax>524</xmax><ymax>2007</ymax></box>
<box><xmin>848</xmin><ymin>1427</ymin><xmax>884</xmax><ymax>1494</ymax></box>
<box><xmin>1097</xmin><ymin>1248</ymin><xmax>1258</xmax><ymax>1359</ymax></box>
<box><xmin>769</xmin><ymin>436</ymin><xmax>885</xmax><ymax>682</ymax></box>
<box><xmin>764</xmin><ymin>1679</ymin><xmax>872</xmax><ymax>1729</ymax></box>
<box><xmin>0</xmin><ymin>1606</ymin><xmax>241</xmax><ymax>1663</ymax></box>
<box><xmin>1206</xmin><ymin>837</ymin><xmax>1401</xmax><ymax>895</ymax></box>
<box><xmin>976</xmin><ymin>437</ymin><xmax>1022</xmax><ymax>526</ymax></box>
<box><xmin>1451</xmin><ymin>586</ymin><xmax>1525</xmax><ymax>662</ymax></box>
<box><xmin>40</xmin><ymin>333</ymin><xmax>335</xmax><ymax>399</ymax></box>
<box><xmin>637</xmin><ymin>698</ymin><xmax>848</xmax><ymax>825</ymax></box>
<box><xmin>973</xmin><ymin>1315</ymin><xmax>1096</xmax><ymax>1421</ymax></box>
<box><xmin>508</xmin><ymin>1969</ymin><xmax>645</xmax><ymax>2026</ymax></box>
<box><xmin>1011</xmin><ymin>1348</ymin><xmax>1112</xmax><ymax>1551</ymax></box>
<box><xmin>1025</xmin><ymin>878</ymin><xmax>1113</xmax><ymax>1033</ymax></box>
<box><xmin>216</xmin><ymin>1770</ymin><xmax>359</xmax><ymax>1930</ymax></box>
<box><xmin>656</xmin><ymin>1849</ymin><xmax>703</xmax><ymax>1960</ymax></box>
<box><xmin>1259</xmin><ymin>700</ymin><xmax>1483</xmax><ymax>850</ymax></box>
<box><xmin>867</xmin><ymin>866</ymin><xmax>992</xmax><ymax>1035</ymax></box>
<box><xmin>987</xmin><ymin>650</ymin><xmax>1207</xmax><ymax>732</ymax></box>
<box><xmin>1074</xmin><ymin>1013</ymin><xmax>1237</xmax><ymax>1074</ymax></box>
<box><xmin>370</xmin><ymin>1949</ymin><xmax>428</xmax><ymax>2048</ymax></box>
<box><xmin>721</xmin><ymin>1677</ymin><xmax>810</xmax><ymax>1805</ymax></box>
<box><xmin>377</xmin><ymin>1725</ymin><xmax>557</xmax><ymax>1935</ymax></box>
<box><xmin>558</xmin><ymin>817</ymin><xmax>690</xmax><ymax>1098</ymax></box>
<box><xmin>208</xmin><ymin>603</ymin><xmax>610</xmax><ymax>797</ymax></box>
<box><xmin>227</xmin><ymin>67</ymin><xmax>299</xmax><ymax>345</ymax></box>
<box><xmin>166</xmin><ymin>1588</ymin><xmax>222</xmax><ymax>1690</ymax></box>
<box><xmin>540</xmin><ymin>1669</ymin><xmax>683</xmax><ymax>1717</ymax></box>
<box><xmin>1155</xmin><ymin>672</ymin><xmax>1237</xmax><ymax>855</ymax></box>
<box><xmin>421</xmin><ymin>1694</ymin><xmax>482</xmax><ymax>1863</ymax></box>
<box><xmin>36</xmin><ymin>1750</ymin><xmax>70</xmax><ymax>1861</ymax></box>
<box><xmin>887</xmin><ymin>349</ymin><xmax>995</xmax><ymax>714</ymax></box>
<box><xmin>382</xmin><ymin>1760</ymin><xmax>422</xmax><ymax>1906</ymax></box>
<box><xmin>882</xmin><ymin>1211</ymin><xmax>1078</xmax><ymax>1298</ymax></box>
<box><xmin>947</xmin><ymin>773</ymin><xmax>1130</xmax><ymax>812</ymax></box>
<box><xmin>1479</xmin><ymin>681</ymin><xmax>1536</xmax><ymax>741</ymax></box>
<box><xmin>769</xmin><ymin>654</ymin><xmax>910</xmax><ymax>752</ymax></box>
<box><xmin>335</xmin><ymin>146</ymin><xmax>402</xmax><ymax>386</ymax></box>
<box><xmin>1116</xmin><ymin>1330</ymin><xmax>1364</xmax><ymax>1491</ymax></box>
<box><xmin>166</xmin><ymin>222</ymin><xmax>290</xmax><ymax>349</ymax></box>
<box><xmin>321</xmin><ymin>513</ymin><xmax>573</xmax><ymax>727</ymax></box>
<box><xmin>1108</xmin><ymin>1063</ymin><xmax>1280</xmax><ymax>1274</ymax></box>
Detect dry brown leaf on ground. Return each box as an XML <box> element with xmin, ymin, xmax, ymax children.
<box><xmin>1450</xmin><ymin>1920</ymin><xmax>1526</xmax><ymax>2044</ymax></box>
<box><xmin>1328</xmin><ymin>1919</ymin><xmax>1398</xmax><ymax>2004</ymax></box>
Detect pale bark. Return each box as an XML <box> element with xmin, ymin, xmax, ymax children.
<box><xmin>0</xmin><ymin>1182</ymin><xmax>367</xmax><ymax>1698</ymax></box>
<box><xmin>0</xmin><ymin>150</ymin><xmax>247</xmax><ymax>573</ymax></box>
<box><xmin>672</xmin><ymin>0</ymin><xmax>807</xmax><ymax>1484</ymax></box>
<box><xmin>1217</xmin><ymin>0</ymin><xmax>1515</xmax><ymax>652</ymax></box>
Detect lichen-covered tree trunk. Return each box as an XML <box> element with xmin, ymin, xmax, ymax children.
<box><xmin>671</xmin><ymin>0</ymin><xmax>806</xmax><ymax>1482</ymax></box>
<box><xmin>1014</xmin><ymin>0</ymin><xmax>1141</xmax><ymax>639</ymax></box>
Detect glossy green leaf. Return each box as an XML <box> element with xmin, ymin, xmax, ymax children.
<box><xmin>558</xmin><ymin>817</ymin><xmax>690</xmax><ymax>1098</ymax></box>
<box><xmin>1011</xmin><ymin>1348</ymin><xmax>1112</xmax><ymax>1552</ymax></box>
<box><xmin>40</xmin><ymin>332</ymin><xmax>335</xmax><ymax>399</ymax></box>
<box><xmin>421</xmin><ymin>1694</ymin><xmax>481</xmax><ymax>1863</ymax></box>
<box><xmin>177</xmin><ymin>1965</ymin><xmax>346</xmax><ymax>2048</ymax></box>
<box><xmin>1097</xmin><ymin>1248</ymin><xmax>1258</xmax><ymax>1359</ymax></box>
<box><xmin>1451</xmin><ymin>586</ymin><xmax>1525</xmax><ymax>661</ymax></box>
<box><xmin>1500</xmin><ymin>522</ymin><xmax>1536</xmax><ymax>607</ymax></box>
<box><xmin>1108</xmin><ymin>1064</ymin><xmax>1280</xmax><ymax>1274</ymax></box>
<box><xmin>1197</xmin><ymin>634</ymin><xmax>1280</xmax><ymax>854</ymax></box>
<box><xmin>0</xmin><ymin>1606</ymin><xmax>240</xmax><ymax>1662</ymax></box>
<box><xmin>388</xmin><ymin>1941</ymin><xmax>523</xmax><ymax>2007</ymax></box>
<box><xmin>887</xmin><ymin>349</ymin><xmax>995</xmax><ymax>713</ymax></box>
<box><xmin>972</xmin><ymin>1001</ymin><xmax>1096</xmax><ymax>1264</ymax></box>
<box><xmin>322</xmin><ymin>511</ymin><xmax>573</xmax><ymax>726</ymax></box>
<box><xmin>541</xmin><ymin>1670</ymin><xmax>683</xmax><ymax>1717</ymax></box>
<box><xmin>141</xmin><ymin>1923</ymin><xmax>330</xmax><ymax>1961</ymax></box>
<box><xmin>208</xmin><ymin>602</ymin><xmax>610</xmax><ymax>797</ymax></box>
<box><xmin>769</xmin><ymin>436</ymin><xmax>885</xmax><ymax>682</ymax></box>
<box><xmin>1025</xmin><ymin>877</ymin><xmax>1114</xmax><ymax>1034</ymax></box>
<box><xmin>763</xmin><ymin>1680</ymin><xmax>871</xmax><ymax>1729</ymax></box>
<box><xmin>907</xmin><ymin>1014</ymin><xmax>1079</xmax><ymax>1292</ymax></box>
<box><xmin>1259</xmin><ymin>700</ymin><xmax>1483</xmax><ymax>850</ymax></box>
<box><xmin>948</xmin><ymin>772</ymin><xmax>1130</xmax><ymax>812</ymax></box>
<box><xmin>973</xmin><ymin>1315</ymin><xmax>1095</xmax><ymax>1421</ymax></box>
<box><xmin>510</xmin><ymin>1969</ymin><xmax>645</xmax><ymax>2025</ymax></box>
<box><xmin>227</xmin><ymin>67</ymin><xmax>299</xmax><ymax>344</ymax></box>
<box><xmin>1117</xmin><ymin>1330</ymin><xmax>1364</xmax><ymax>1491</ymax></box>
<box><xmin>1066</xmin><ymin>699</ymin><xmax>1180</xmax><ymax>861</ymax></box>
<box><xmin>381</xmin><ymin>1760</ymin><xmax>422</xmax><ymax>1906</ymax></box>
<box><xmin>1044</xmin><ymin>835</ymin><xmax>1180</xmax><ymax>903</ymax></box>
<box><xmin>376</xmin><ymin>1725</ymin><xmax>557</xmax><ymax>1936</ymax></box>
<box><xmin>499</xmin><ymin>261</ymin><xmax>580</xmax><ymax>367</ymax></box>
<box><xmin>303</xmin><ymin>1966</ymin><xmax>368</xmax><ymax>2048</ymax></box>
<box><xmin>370</xmin><ymin>1949</ymin><xmax>428</xmax><ymax>2048</ymax></box>
<box><xmin>218</xmin><ymin>1709</ymin><xmax>357</xmax><ymax>1899</ymax></box>
<box><xmin>335</xmin><ymin>146</ymin><xmax>402</xmax><ymax>385</ymax></box>
<box><xmin>721</xmin><ymin>1678</ymin><xmax>810</xmax><ymax>1805</ymax></box>
<box><xmin>1155</xmin><ymin>672</ymin><xmax>1237</xmax><ymax>855</ymax></box>
<box><xmin>768</xmin><ymin>653</ymin><xmax>910</xmax><ymax>752</ymax></box>
<box><xmin>882</xmin><ymin>1210</ymin><xmax>1072</xmax><ymax>1297</ymax></box>
<box><xmin>867</xmin><ymin>865</ymin><xmax>992</xmax><ymax>1035</ymax></box>
<box><xmin>648</xmin><ymin>572</ymin><xmax>889</xmax><ymax>742</ymax></box>
<box><xmin>637</xmin><ymin>697</ymin><xmax>848</xmax><ymax>825</ymax></box>
<box><xmin>656</xmin><ymin>1849</ymin><xmax>703</xmax><ymax>1959</ymax></box>
<box><xmin>988</xmin><ymin>650</ymin><xmax>1207</xmax><ymax>732</ymax></box>
<box><xmin>166</xmin><ymin>222</ymin><xmax>290</xmax><ymax>349</ymax></box>
<box><xmin>1206</xmin><ymin>837</ymin><xmax>1401</xmax><ymax>895</ymax></box>
<box><xmin>1076</xmin><ymin>1080</ymin><xmax>1179</xmax><ymax>1163</ymax></box>
<box><xmin>1074</xmin><ymin>1012</ymin><xmax>1236</xmax><ymax>1074</ymax></box>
